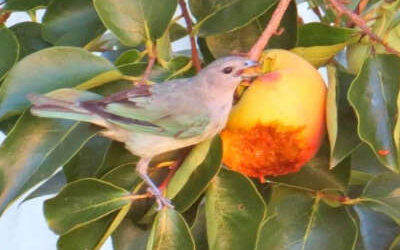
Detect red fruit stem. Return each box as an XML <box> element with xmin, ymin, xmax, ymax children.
<box><xmin>140</xmin><ymin>42</ymin><xmax>157</xmax><ymax>85</ymax></box>
<box><xmin>248</xmin><ymin>0</ymin><xmax>292</xmax><ymax>61</ymax></box>
<box><xmin>179</xmin><ymin>0</ymin><xmax>202</xmax><ymax>73</ymax></box>
<box><xmin>327</xmin><ymin>0</ymin><xmax>400</xmax><ymax>57</ymax></box>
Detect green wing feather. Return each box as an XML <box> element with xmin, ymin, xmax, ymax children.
<box><xmin>104</xmin><ymin>102</ymin><xmax>210</xmax><ymax>139</ymax></box>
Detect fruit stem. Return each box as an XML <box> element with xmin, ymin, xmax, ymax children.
<box><xmin>140</xmin><ymin>41</ymin><xmax>157</xmax><ymax>85</ymax></box>
<box><xmin>247</xmin><ymin>0</ymin><xmax>292</xmax><ymax>61</ymax></box>
<box><xmin>179</xmin><ymin>0</ymin><xmax>202</xmax><ymax>73</ymax></box>
<box><xmin>327</xmin><ymin>0</ymin><xmax>400</xmax><ymax>57</ymax></box>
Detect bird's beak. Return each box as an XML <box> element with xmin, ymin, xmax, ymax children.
<box><xmin>238</xmin><ymin>60</ymin><xmax>262</xmax><ymax>84</ymax></box>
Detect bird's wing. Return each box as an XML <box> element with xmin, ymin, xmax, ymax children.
<box><xmin>81</xmin><ymin>80</ymin><xmax>210</xmax><ymax>139</ymax></box>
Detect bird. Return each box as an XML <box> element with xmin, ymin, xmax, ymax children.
<box><xmin>28</xmin><ymin>56</ymin><xmax>259</xmax><ymax>209</ymax></box>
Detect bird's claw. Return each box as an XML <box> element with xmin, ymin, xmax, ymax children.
<box><xmin>147</xmin><ymin>187</ymin><xmax>174</xmax><ymax>210</ymax></box>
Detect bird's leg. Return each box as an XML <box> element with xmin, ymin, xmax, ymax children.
<box><xmin>136</xmin><ymin>157</ymin><xmax>174</xmax><ymax>210</ymax></box>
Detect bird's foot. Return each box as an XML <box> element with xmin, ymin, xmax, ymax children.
<box><xmin>147</xmin><ymin>187</ymin><xmax>174</xmax><ymax>210</ymax></box>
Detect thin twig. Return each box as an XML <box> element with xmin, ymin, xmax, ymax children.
<box><xmin>140</xmin><ymin>42</ymin><xmax>157</xmax><ymax>85</ymax></box>
<box><xmin>327</xmin><ymin>0</ymin><xmax>400</xmax><ymax>56</ymax></box>
<box><xmin>248</xmin><ymin>0</ymin><xmax>292</xmax><ymax>60</ymax></box>
<box><xmin>179</xmin><ymin>0</ymin><xmax>201</xmax><ymax>72</ymax></box>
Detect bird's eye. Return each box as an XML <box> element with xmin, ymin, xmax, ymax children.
<box><xmin>222</xmin><ymin>66</ymin><xmax>233</xmax><ymax>74</ymax></box>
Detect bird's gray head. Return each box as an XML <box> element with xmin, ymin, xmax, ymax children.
<box><xmin>197</xmin><ymin>56</ymin><xmax>259</xmax><ymax>89</ymax></box>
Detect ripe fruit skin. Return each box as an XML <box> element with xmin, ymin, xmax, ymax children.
<box><xmin>221</xmin><ymin>49</ymin><xmax>327</xmax><ymax>178</ymax></box>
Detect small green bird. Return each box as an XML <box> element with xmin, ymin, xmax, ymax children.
<box><xmin>28</xmin><ymin>56</ymin><xmax>258</xmax><ymax>209</ymax></box>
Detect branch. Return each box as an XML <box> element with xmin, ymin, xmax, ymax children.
<box><xmin>140</xmin><ymin>42</ymin><xmax>157</xmax><ymax>85</ymax></box>
<box><xmin>179</xmin><ymin>0</ymin><xmax>202</xmax><ymax>73</ymax></box>
<box><xmin>327</xmin><ymin>0</ymin><xmax>400</xmax><ymax>57</ymax></box>
<box><xmin>247</xmin><ymin>0</ymin><xmax>292</xmax><ymax>61</ymax></box>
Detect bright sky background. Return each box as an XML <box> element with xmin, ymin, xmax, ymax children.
<box><xmin>0</xmin><ymin>3</ymin><xmax>319</xmax><ymax>250</ymax></box>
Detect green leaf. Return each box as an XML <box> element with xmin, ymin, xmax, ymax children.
<box><xmin>256</xmin><ymin>186</ymin><xmax>358</xmax><ymax>250</ymax></box>
<box><xmin>0</xmin><ymin>115</ymin><xmax>19</xmax><ymax>134</ymax></box>
<box><xmin>0</xmin><ymin>27</ymin><xmax>19</xmax><ymax>81</ymax></box>
<box><xmin>271</xmin><ymin>141</ymin><xmax>351</xmax><ymax>191</ymax></box>
<box><xmin>348</xmin><ymin>54</ymin><xmax>400</xmax><ymax>172</ymax></box>
<box><xmin>190</xmin><ymin>202</ymin><xmax>208</xmax><ymax>250</ymax></box>
<box><xmin>94</xmin><ymin>0</ymin><xmax>177</xmax><ymax>46</ymax></box>
<box><xmin>10</xmin><ymin>22</ymin><xmax>52</xmax><ymax>58</ymax></box>
<box><xmin>170</xmin><ymin>23</ymin><xmax>188</xmax><ymax>42</ymax></box>
<box><xmin>0</xmin><ymin>112</ymin><xmax>100</xmax><ymax>215</ymax></box>
<box><xmin>112</xmin><ymin>217</ymin><xmax>150</xmax><ymax>250</ymax></box>
<box><xmin>0</xmin><ymin>47</ymin><xmax>122</xmax><ymax>120</ymax></box>
<box><xmin>96</xmin><ymin>141</ymin><xmax>139</xmax><ymax>178</ymax></box>
<box><xmin>23</xmin><ymin>171</ymin><xmax>66</xmax><ymax>202</ymax></box>
<box><xmin>42</xmin><ymin>0</ymin><xmax>106</xmax><ymax>47</ymax></box>
<box><xmin>191</xmin><ymin>0</ymin><xmax>277</xmax><ymax>37</ymax></box>
<box><xmin>101</xmin><ymin>164</ymin><xmax>141</xmax><ymax>191</ymax></box>
<box><xmin>206</xmin><ymin>1</ymin><xmax>297</xmax><ymax>57</ymax></box>
<box><xmin>206</xmin><ymin>169</ymin><xmax>266</xmax><ymax>250</ymax></box>
<box><xmin>361</xmin><ymin>173</ymin><xmax>400</xmax><ymax>224</ymax></box>
<box><xmin>115</xmin><ymin>49</ymin><xmax>142</xmax><ymax>66</ymax></box>
<box><xmin>166</xmin><ymin>136</ymin><xmax>222</xmax><ymax>212</ymax></box>
<box><xmin>291</xmin><ymin>44</ymin><xmax>347</xmax><ymax>68</ymax></box>
<box><xmin>63</xmin><ymin>136</ymin><xmax>112</xmax><ymax>182</ymax></box>
<box><xmin>44</xmin><ymin>178</ymin><xmax>131</xmax><ymax>235</ymax></box>
<box><xmin>355</xmin><ymin>205</ymin><xmax>400</xmax><ymax>250</ymax></box>
<box><xmin>327</xmin><ymin>65</ymin><xmax>361</xmax><ymax>169</ymax></box>
<box><xmin>147</xmin><ymin>208</ymin><xmax>195</xmax><ymax>250</ymax></box>
<box><xmin>291</xmin><ymin>23</ymin><xmax>358</xmax><ymax>67</ymax></box>
<box><xmin>351</xmin><ymin>143</ymin><xmax>389</xmax><ymax>175</ymax></box>
<box><xmin>297</xmin><ymin>23</ymin><xmax>356</xmax><ymax>47</ymax></box>
<box><xmin>57</xmin><ymin>205</ymin><xmax>131</xmax><ymax>250</ymax></box>
<box><xmin>4</xmin><ymin>0</ymin><xmax>50</xmax><ymax>10</ymax></box>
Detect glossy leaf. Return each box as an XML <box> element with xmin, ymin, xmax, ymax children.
<box><xmin>101</xmin><ymin>164</ymin><xmax>141</xmax><ymax>191</ymax></box>
<box><xmin>23</xmin><ymin>171</ymin><xmax>67</xmax><ymax>202</ymax></box>
<box><xmin>191</xmin><ymin>0</ymin><xmax>277</xmax><ymax>37</ymax></box>
<box><xmin>291</xmin><ymin>23</ymin><xmax>357</xmax><ymax>67</ymax></box>
<box><xmin>351</xmin><ymin>144</ymin><xmax>389</xmax><ymax>175</ymax></box>
<box><xmin>256</xmin><ymin>186</ymin><xmax>357</xmax><ymax>250</ymax></box>
<box><xmin>271</xmin><ymin>142</ymin><xmax>351</xmax><ymax>191</ymax></box>
<box><xmin>115</xmin><ymin>49</ymin><xmax>142</xmax><ymax>66</ymax></box>
<box><xmin>206</xmin><ymin>169</ymin><xmax>266</xmax><ymax>250</ymax></box>
<box><xmin>327</xmin><ymin>65</ymin><xmax>361</xmax><ymax>168</ymax></box>
<box><xmin>291</xmin><ymin>44</ymin><xmax>347</xmax><ymax>68</ymax></box>
<box><xmin>355</xmin><ymin>205</ymin><xmax>400</xmax><ymax>250</ymax></box>
<box><xmin>57</xmin><ymin>206</ymin><xmax>131</xmax><ymax>250</ymax></box>
<box><xmin>42</xmin><ymin>0</ymin><xmax>106</xmax><ymax>47</ymax></box>
<box><xmin>0</xmin><ymin>27</ymin><xmax>19</xmax><ymax>81</ymax></box>
<box><xmin>0</xmin><ymin>112</ymin><xmax>100</xmax><ymax>215</ymax></box>
<box><xmin>112</xmin><ymin>218</ymin><xmax>150</xmax><ymax>250</ymax></box>
<box><xmin>63</xmin><ymin>136</ymin><xmax>111</xmax><ymax>182</ymax></box>
<box><xmin>297</xmin><ymin>23</ymin><xmax>356</xmax><ymax>47</ymax></box>
<box><xmin>10</xmin><ymin>22</ymin><xmax>52</xmax><ymax>58</ymax></box>
<box><xmin>147</xmin><ymin>208</ymin><xmax>195</xmax><ymax>250</ymax></box>
<box><xmin>206</xmin><ymin>1</ymin><xmax>297</xmax><ymax>57</ymax></box>
<box><xmin>361</xmin><ymin>173</ymin><xmax>400</xmax><ymax>224</ymax></box>
<box><xmin>44</xmin><ymin>178</ymin><xmax>131</xmax><ymax>235</ymax></box>
<box><xmin>348</xmin><ymin>54</ymin><xmax>400</xmax><ymax>172</ymax></box>
<box><xmin>96</xmin><ymin>141</ymin><xmax>139</xmax><ymax>178</ymax></box>
<box><xmin>94</xmin><ymin>0</ymin><xmax>177</xmax><ymax>46</ymax></box>
<box><xmin>166</xmin><ymin>136</ymin><xmax>222</xmax><ymax>212</ymax></box>
<box><xmin>190</xmin><ymin>202</ymin><xmax>208</xmax><ymax>250</ymax></box>
<box><xmin>0</xmin><ymin>47</ymin><xmax>122</xmax><ymax>120</ymax></box>
<box><xmin>4</xmin><ymin>0</ymin><xmax>50</xmax><ymax>10</ymax></box>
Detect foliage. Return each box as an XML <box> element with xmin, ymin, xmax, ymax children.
<box><xmin>0</xmin><ymin>0</ymin><xmax>400</xmax><ymax>249</ymax></box>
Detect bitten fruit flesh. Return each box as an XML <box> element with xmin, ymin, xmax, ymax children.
<box><xmin>221</xmin><ymin>49</ymin><xmax>327</xmax><ymax>179</ymax></box>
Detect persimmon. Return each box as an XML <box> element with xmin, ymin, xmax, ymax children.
<box><xmin>221</xmin><ymin>49</ymin><xmax>327</xmax><ymax>179</ymax></box>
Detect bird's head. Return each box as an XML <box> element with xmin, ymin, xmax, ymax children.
<box><xmin>198</xmin><ymin>56</ymin><xmax>260</xmax><ymax>89</ymax></box>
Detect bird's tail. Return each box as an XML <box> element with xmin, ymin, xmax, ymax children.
<box><xmin>28</xmin><ymin>89</ymin><xmax>105</xmax><ymax>126</ymax></box>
